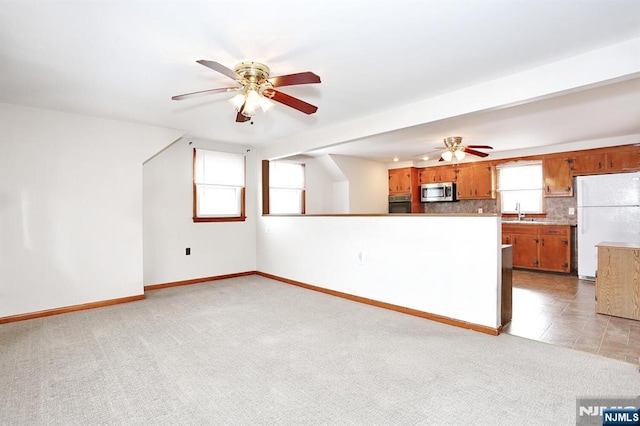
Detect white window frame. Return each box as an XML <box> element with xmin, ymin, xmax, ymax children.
<box><xmin>193</xmin><ymin>148</ymin><xmax>246</xmax><ymax>222</ymax></box>
<box><xmin>497</xmin><ymin>161</ymin><xmax>544</xmax><ymax>214</ymax></box>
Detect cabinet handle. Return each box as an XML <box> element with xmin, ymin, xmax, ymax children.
<box><xmin>598</xmin><ymin>162</ymin><xmax>602</xmax><ymax>169</ymax></box>
<box><xmin>566</xmin><ymin>186</ymin><xmax>571</xmax><ymax>192</ymax></box>
<box><xmin>562</xmin><ymin>239</ymin><xmax>568</xmax><ymax>245</ymax></box>
<box><xmin>534</xmin><ymin>238</ymin><xmax>539</xmax><ymax>244</ymax></box>
<box><xmin>541</xmin><ymin>238</ymin><xmax>544</xmax><ymax>246</ymax></box>
<box><xmin>546</xmin><ymin>185</ymin><xmax>550</xmax><ymax>192</ymax></box>
<box><xmin>610</xmin><ymin>161</ymin><xmax>614</xmax><ymax>168</ymax></box>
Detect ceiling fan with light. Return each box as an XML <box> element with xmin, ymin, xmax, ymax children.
<box><xmin>172</xmin><ymin>60</ymin><xmax>321</xmax><ymax>123</ymax></box>
<box><xmin>430</xmin><ymin>136</ymin><xmax>493</xmax><ymax>162</ymax></box>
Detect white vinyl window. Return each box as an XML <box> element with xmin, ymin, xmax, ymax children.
<box><xmin>193</xmin><ymin>149</ymin><xmax>246</xmax><ymax>221</ymax></box>
<box><xmin>497</xmin><ymin>161</ymin><xmax>544</xmax><ymax>213</ymax></box>
<box><xmin>269</xmin><ymin>161</ymin><xmax>305</xmax><ymax>214</ymax></box>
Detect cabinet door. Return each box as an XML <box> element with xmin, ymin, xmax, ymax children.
<box><xmin>473</xmin><ymin>164</ymin><xmax>494</xmax><ymax>199</ymax></box>
<box><xmin>539</xmin><ymin>234</ymin><xmax>570</xmax><ymax>272</ymax></box>
<box><xmin>455</xmin><ymin>165</ymin><xmax>474</xmax><ymax>199</ymax></box>
<box><xmin>502</xmin><ymin>233</ymin><xmax>512</xmax><ymax>245</ymax></box>
<box><xmin>512</xmin><ymin>233</ymin><xmax>539</xmax><ymax>269</ymax></box>
<box><xmin>543</xmin><ymin>157</ymin><xmax>573</xmax><ymax>197</ymax></box>
<box><xmin>570</xmin><ymin>153</ymin><xmax>605</xmax><ymax>175</ymax></box>
<box><xmin>606</xmin><ymin>147</ymin><xmax>640</xmax><ymax>172</ymax></box>
<box><xmin>435</xmin><ymin>166</ymin><xmax>456</xmax><ymax>182</ymax></box>
<box><xmin>418</xmin><ymin>168</ymin><xmax>435</xmax><ymax>184</ymax></box>
<box><xmin>399</xmin><ymin>169</ymin><xmax>412</xmax><ymax>192</ymax></box>
<box><xmin>388</xmin><ymin>169</ymin><xmax>402</xmax><ymax>194</ymax></box>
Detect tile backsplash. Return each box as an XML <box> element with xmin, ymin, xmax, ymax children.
<box><xmin>422</xmin><ymin>194</ymin><xmax>577</xmax><ymax>224</ymax></box>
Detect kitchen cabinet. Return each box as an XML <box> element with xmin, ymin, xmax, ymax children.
<box><xmin>595</xmin><ymin>242</ymin><xmax>640</xmax><ymax>320</ymax></box>
<box><xmin>388</xmin><ymin>168</ymin><xmax>413</xmax><ymax>194</ymax></box>
<box><xmin>456</xmin><ymin>163</ymin><xmax>494</xmax><ymax>199</ymax></box>
<box><xmin>388</xmin><ymin>167</ymin><xmax>421</xmax><ymax>212</ymax></box>
<box><xmin>543</xmin><ymin>157</ymin><xmax>573</xmax><ymax>197</ymax></box>
<box><xmin>418</xmin><ymin>166</ymin><xmax>456</xmax><ymax>184</ymax></box>
<box><xmin>570</xmin><ymin>145</ymin><xmax>640</xmax><ymax>175</ymax></box>
<box><xmin>501</xmin><ymin>223</ymin><xmax>572</xmax><ymax>273</ymax></box>
<box><xmin>538</xmin><ymin>226</ymin><xmax>571</xmax><ymax>272</ymax></box>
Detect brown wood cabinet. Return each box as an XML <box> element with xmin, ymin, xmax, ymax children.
<box><xmin>388</xmin><ymin>168</ymin><xmax>413</xmax><ymax>194</ymax></box>
<box><xmin>501</xmin><ymin>223</ymin><xmax>571</xmax><ymax>273</ymax></box>
<box><xmin>570</xmin><ymin>144</ymin><xmax>640</xmax><ymax>175</ymax></box>
<box><xmin>388</xmin><ymin>167</ymin><xmax>421</xmax><ymax>212</ymax></box>
<box><xmin>418</xmin><ymin>165</ymin><xmax>456</xmax><ymax>184</ymax></box>
<box><xmin>455</xmin><ymin>163</ymin><xmax>494</xmax><ymax>200</ymax></box>
<box><xmin>595</xmin><ymin>242</ymin><xmax>640</xmax><ymax>320</ymax></box>
<box><xmin>543</xmin><ymin>157</ymin><xmax>573</xmax><ymax>197</ymax></box>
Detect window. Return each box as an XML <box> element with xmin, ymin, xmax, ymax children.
<box><xmin>269</xmin><ymin>161</ymin><xmax>305</xmax><ymax>214</ymax></box>
<box><xmin>193</xmin><ymin>149</ymin><xmax>245</xmax><ymax>222</ymax></box>
<box><xmin>497</xmin><ymin>161</ymin><xmax>544</xmax><ymax>213</ymax></box>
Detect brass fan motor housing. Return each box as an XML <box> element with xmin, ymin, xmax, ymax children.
<box><xmin>444</xmin><ymin>136</ymin><xmax>463</xmax><ymax>149</ymax></box>
<box><xmin>234</xmin><ymin>62</ymin><xmax>270</xmax><ymax>83</ymax></box>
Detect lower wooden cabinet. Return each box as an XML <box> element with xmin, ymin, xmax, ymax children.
<box><xmin>502</xmin><ymin>223</ymin><xmax>571</xmax><ymax>273</ymax></box>
<box><xmin>595</xmin><ymin>242</ymin><xmax>640</xmax><ymax>320</ymax></box>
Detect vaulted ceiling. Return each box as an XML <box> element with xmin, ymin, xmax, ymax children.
<box><xmin>1</xmin><ymin>1</ymin><xmax>639</xmax><ymax>163</ymax></box>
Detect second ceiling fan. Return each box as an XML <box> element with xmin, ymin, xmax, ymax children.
<box><xmin>172</xmin><ymin>60</ymin><xmax>321</xmax><ymax>123</ymax></box>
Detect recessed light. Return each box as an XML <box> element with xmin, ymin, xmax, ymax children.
<box><xmin>393</xmin><ymin>157</ymin><xmax>399</xmax><ymax>162</ymax></box>
<box><xmin>422</xmin><ymin>156</ymin><xmax>429</xmax><ymax>161</ymax></box>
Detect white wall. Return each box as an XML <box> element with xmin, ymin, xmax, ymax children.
<box><xmin>329</xmin><ymin>155</ymin><xmax>388</xmax><ymax>214</ymax></box>
<box><xmin>257</xmin><ymin>215</ymin><xmax>502</xmax><ymax>329</ymax></box>
<box><xmin>0</xmin><ymin>103</ymin><xmax>183</xmax><ymax>317</ymax></box>
<box><xmin>143</xmin><ymin>137</ymin><xmax>257</xmax><ymax>285</ymax></box>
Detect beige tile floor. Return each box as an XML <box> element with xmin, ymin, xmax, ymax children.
<box><xmin>503</xmin><ymin>270</ymin><xmax>640</xmax><ymax>364</ymax></box>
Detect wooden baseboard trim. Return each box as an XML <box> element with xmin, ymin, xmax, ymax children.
<box><xmin>257</xmin><ymin>271</ymin><xmax>501</xmax><ymax>336</ymax></box>
<box><xmin>0</xmin><ymin>294</ymin><xmax>146</xmax><ymax>325</ymax></box>
<box><xmin>144</xmin><ymin>271</ymin><xmax>257</xmax><ymax>291</ymax></box>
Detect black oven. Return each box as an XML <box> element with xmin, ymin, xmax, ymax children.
<box><xmin>388</xmin><ymin>195</ymin><xmax>412</xmax><ymax>213</ymax></box>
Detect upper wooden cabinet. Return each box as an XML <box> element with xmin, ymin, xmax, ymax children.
<box><xmin>570</xmin><ymin>144</ymin><xmax>640</xmax><ymax>175</ymax></box>
<box><xmin>543</xmin><ymin>157</ymin><xmax>573</xmax><ymax>197</ymax></box>
<box><xmin>456</xmin><ymin>163</ymin><xmax>494</xmax><ymax>200</ymax></box>
<box><xmin>418</xmin><ymin>165</ymin><xmax>456</xmax><ymax>184</ymax></box>
<box><xmin>388</xmin><ymin>167</ymin><xmax>413</xmax><ymax>194</ymax></box>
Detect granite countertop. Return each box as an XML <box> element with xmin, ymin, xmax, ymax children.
<box><xmin>501</xmin><ymin>219</ymin><xmax>576</xmax><ymax>226</ymax></box>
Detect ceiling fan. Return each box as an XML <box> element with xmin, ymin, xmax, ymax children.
<box><xmin>172</xmin><ymin>60</ymin><xmax>321</xmax><ymax>123</ymax></box>
<box><xmin>432</xmin><ymin>136</ymin><xmax>493</xmax><ymax>162</ymax></box>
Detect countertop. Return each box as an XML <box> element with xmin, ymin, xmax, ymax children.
<box><xmin>595</xmin><ymin>241</ymin><xmax>640</xmax><ymax>249</ymax></box>
<box><xmin>501</xmin><ymin>220</ymin><xmax>576</xmax><ymax>226</ymax></box>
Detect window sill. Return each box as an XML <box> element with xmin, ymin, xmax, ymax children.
<box><xmin>193</xmin><ymin>216</ymin><xmax>247</xmax><ymax>223</ymax></box>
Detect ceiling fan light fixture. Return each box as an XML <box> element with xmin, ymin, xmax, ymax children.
<box><xmin>441</xmin><ymin>150</ymin><xmax>453</xmax><ymax>162</ymax></box>
<box><xmin>228</xmin><ymin>93</ymin><xmax>246</xmax><ymax>112</ymax></box>
<box><xmin>454</xmin><ymin>149</ymin><xmax>466</xmax><ymax>161</ymax></box>
<box><xmin>258</xmin><ymin>94</ymin><xmax>275</xmax><ymax>113</ymax></box>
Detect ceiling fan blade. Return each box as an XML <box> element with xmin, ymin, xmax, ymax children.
<box><xmin>267</xmin><ymin>72</ymin><xmax>321</xmax><ymax>87</ymax></box>
<box><xmin>196</xmin><ymin>60</ymin><xmax>239</xmax><ymax>81</ymax></box>
<box><xmin>465</xmin><ymin>145</ymin><xmax>493</xmax><ymax>149</ymax></box>
<box><xmin>464</xmin><ymin>148</ymin><xmax>490</xmax><ymax>157</ymax></box>
<box><xmin>268</xmin><ymin>90</ymin><xmax>318</xmax><ymax>114</ymax></box>
<box><xmin>171</xmin><ymin>87</ymin><xmax>238</xmax><ymax>101</ymax></box>
<box><xmin>438</xmin><ymin>156</ymin><xmax>445</xmax><ymax>162</ymax></box>
<box><xmin>236</xmin><ymin>111</ymin><xmax>251</xmax><ymax>123</ymax></box>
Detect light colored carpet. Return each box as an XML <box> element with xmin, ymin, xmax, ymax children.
<box><xmin>1</xmin><ymin>275</ymin><xmax>638</xmax><ymax>425</ymax></box>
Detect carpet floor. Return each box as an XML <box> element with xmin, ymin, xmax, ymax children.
<box><xmin>1</xmin><ymin>275</ymin><xmax>638</xmax><ymax>425</ymax></box>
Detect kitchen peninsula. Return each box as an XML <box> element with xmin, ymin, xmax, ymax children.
<box><xmin>258</xmin><ymin>213</ymin><xmax>505</xmax><ymax>334</ymax></box>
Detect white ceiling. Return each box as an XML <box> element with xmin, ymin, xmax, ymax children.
<box><xmin>1</xmin><ymin>1</ymin><xmax>639</xmax><ymax>162</ymax></box>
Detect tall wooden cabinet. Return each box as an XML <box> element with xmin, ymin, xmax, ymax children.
<box><xmin>388</xmin><ymin>167</ymin><xmax>421</xmax><ymax>213</ymax></box>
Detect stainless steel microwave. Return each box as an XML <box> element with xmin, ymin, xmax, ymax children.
<box><xmin>420</xmin><ymin>182</ymin><xmax>457</xmax><ymax>202</ymax></box>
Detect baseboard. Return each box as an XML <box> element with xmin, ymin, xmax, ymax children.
<box><xmin>257</xmin><ymin>271</ymin><xmax>501</xmax><ymax>336</ymax></box>
<box><xmin>144</xmin><ymin>271</ymin><xmax>257</xmax><ymax>291</ymax></box>
<box><xmin>0</xmin><ymin>294</ymin><xmax>146</xmax><ymax>325</ymax></box>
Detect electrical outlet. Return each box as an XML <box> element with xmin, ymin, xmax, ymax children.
<box><xmin>568</xmin><ymin>207</ymin><xmax>575</xmax><ymax>215</ymax></box>
<box><xmin>185</xmin><ymin>248</ymin><xmax>191</xmax><ymax>255</ymax></box>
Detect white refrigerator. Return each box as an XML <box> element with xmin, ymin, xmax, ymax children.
<box><xmin>576</xmin><ymin>171</ymin><xmax>640</xmax><ymax>280</ymax></box>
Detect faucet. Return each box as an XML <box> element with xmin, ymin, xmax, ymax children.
<box><xmin>515</xmin><ymin>202</ymin><xmax>525</xmax><ymax>221</ymax></box>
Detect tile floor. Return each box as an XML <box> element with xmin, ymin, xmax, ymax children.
<box><xmin>503</xmin><ymin>269</ymin><xmax>640</xmax><ymax>365</ymax></box>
